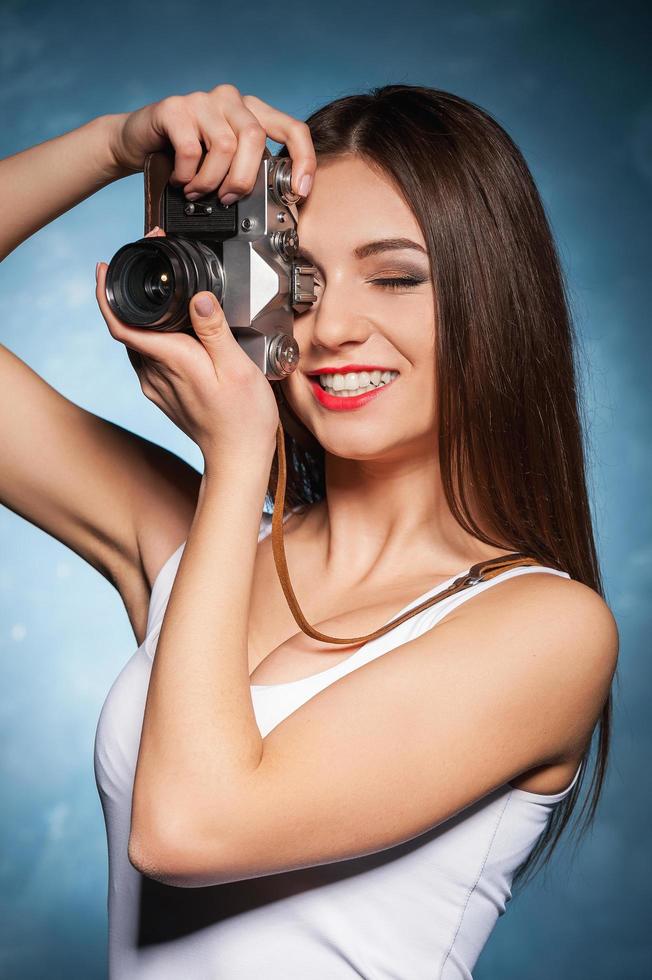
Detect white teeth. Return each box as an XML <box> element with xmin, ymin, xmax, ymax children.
<box><xmin>319</xmin><ymin>369</ymin><xmax>398</xmax><ymax>394</ymax></box>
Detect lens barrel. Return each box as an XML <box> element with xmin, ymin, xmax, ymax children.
<box><xmin>105</xmin><ymin>237</ymin><xmax>224</xmax><ymax>332</ymax></box>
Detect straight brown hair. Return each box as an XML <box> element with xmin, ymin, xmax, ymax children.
<box><xmin>268</xmin><ymin>84</ymin><xmax>612</xmax><ymax>892</ymax></box>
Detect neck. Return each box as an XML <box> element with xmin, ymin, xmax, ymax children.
<box><xmin>307</xmin><ymin>440</ymin><xmax>511</xmax><ymax>586</ymax></box>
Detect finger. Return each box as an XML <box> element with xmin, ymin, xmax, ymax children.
<box><xmin>154</xmin><ymin>98</ymin><xmax>204</xmax><ymax>188</ymax></box>
<box><xmin>182</xmin><ymin>118</ymin><xmax>239</xmax><ymax>199</ymax></box>
<box><xmin>144</xmin><ymin>226</ymin><xmax>166</xmax><ymax>238</ymax></box>
<box><xmin>187</xmin><ymin>291</ymin><xmax>242</xmax><ymax>371</ymax></box>
<box><xmin>202</xmin><ymin>101</ymin><xmax>267</xmax><ymax>203</ymax></box>
<box><xmin>242</xmin><ymin>94</ymin><xmax>316</xmax><ymax>197</ymax></box>
<box><xmin>96</xmin><ymin>262</ymin><xmax>176</xmax><ymax>363</ymax></box>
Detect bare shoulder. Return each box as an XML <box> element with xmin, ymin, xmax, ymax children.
<box><xmin>449</xmin><ymin>569</ymin><xmax>619</xmax><ymax>756</ymax></box>
<box><xmin>470</xmin><ymin>570</ymin><xmax>619</xmax><ymax>667</ymax></box>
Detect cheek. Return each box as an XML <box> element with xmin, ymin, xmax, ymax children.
<box><xmin>398</xmin><ymin>331</ymin><xmax>438</xmax><ymax>424</ymax></box>
<box><xmin>275</xmin><ymin>374</ymin><xmax>304</xmax><ymax>417</ymax></box>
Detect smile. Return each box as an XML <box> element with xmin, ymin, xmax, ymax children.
<box><xmin>308</xmin><ymin>371</ymin><xmax>399</xmax><ymax>412</ymax></box>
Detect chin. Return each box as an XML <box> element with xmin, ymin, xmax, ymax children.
<box><xmin>316</xmin><ymin>427</ymin><xmax>406</xmax><ymax>460</ymax></box>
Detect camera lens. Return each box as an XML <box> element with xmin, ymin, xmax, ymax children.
<box><xmin>128</xmin><ymin>251</ymin><xmax>174</xmax><ymax>309</ymax></box>
<box><xmin>105</xmin><ymin>237</ymin><xmax>224</xmax><ymax>332</ymax></box>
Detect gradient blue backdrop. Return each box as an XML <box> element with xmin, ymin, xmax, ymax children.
<box><xmin>0</xmin><ymin>0</ymin><xmax>649</xmax><ymax>976</ymax></box>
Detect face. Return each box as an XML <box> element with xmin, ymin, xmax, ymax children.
<box><xmin>282</xmin><ymin>154</ymin><xmax>438</xmax><ymax>463</ymax></box>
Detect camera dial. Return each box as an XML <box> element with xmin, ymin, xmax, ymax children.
<box><xmin>268</xmin><ymin>157</ymin><xmax>302</xmax><ymax>207</ymax></box>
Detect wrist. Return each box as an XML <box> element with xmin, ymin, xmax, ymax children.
<box><xmin>201</xmin><ymin>449</ymin><xmax>274</xmax><ymax>499</ymax></box>
<box><xmin>95</xmin><ymin>112</ymin><xmax>137</xmax><ymax>182</ymax></box>
<box><xmin>202</xmin><ymin>439</ymin><xmax>276</xmax><ymax>482</ymax></box>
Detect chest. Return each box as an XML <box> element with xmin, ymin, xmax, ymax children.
<box><xmin>245</xmin><ymin>542</ymin><xmax>454</xmax><ymax>687</ymax></box>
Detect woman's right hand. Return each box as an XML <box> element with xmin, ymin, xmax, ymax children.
<box><xmin>108</xmin><ymin>84</ymin><xmax>316</xmax><ymax>203</ymax></box>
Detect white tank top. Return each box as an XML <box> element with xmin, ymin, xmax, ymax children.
<box><xmin>94</xmin><ymin>507</ymin><xmax>582</xmax><ymax>979</ymax></box>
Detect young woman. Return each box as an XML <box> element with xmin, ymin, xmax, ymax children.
<box><xmin>1</xmin><ymin>83</ymin><xmax>618</xmax><ymax>978</ymax></box>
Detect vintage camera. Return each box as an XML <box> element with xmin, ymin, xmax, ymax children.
<box><xmin>104</xmin><ymin>146</ymin><xmax>318</xmax><ymax>380</ymax></box>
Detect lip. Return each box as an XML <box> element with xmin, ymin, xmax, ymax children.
<box><xmin>308</xmin><ymin>374</ymin><xmax>398</xmax><ymax>411</ymax></box>
<box><xmin>305</xmin><ymin>364</ymin><xmax>397</xmax><ymax>376</ymax></box>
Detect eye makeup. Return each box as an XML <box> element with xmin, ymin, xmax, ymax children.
<box><xmin>306</xmin><ymin>264</ymin><xmax>430</xmax><ymax>291</ymax></box>
<box><xmin>370</xmin><ymin>276</ymin><xmax>428</xmax><ymax>290</ymax></box>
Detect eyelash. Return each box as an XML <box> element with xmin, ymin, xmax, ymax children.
<box><xmin>372</xmin><ymin>277</ymin><xmax>425</xmax><ymax>290</ymax></box>
<box><xmin>311</xmin><ymin>276</ymin><xmax>426</xmax><ymax>291</ymax></box>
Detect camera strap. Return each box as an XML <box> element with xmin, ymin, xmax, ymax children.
<box><xmin>270</xmin><ymin>420</ymin><xmax>545</xmax><ymax>646</ymax></box>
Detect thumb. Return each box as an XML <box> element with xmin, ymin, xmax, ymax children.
<box><xmin>189</xmin><ymin>292</ymin><xmax>233</xmax><ymax>358</ymax></box>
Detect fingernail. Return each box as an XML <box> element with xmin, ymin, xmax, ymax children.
<box><xmin>150</xmin><ymin>225</ymin><xmax>160</xmax><ymax>233</ymax></box>
<box><xmin>185</xmin><ymin>192</ymin><xmax>201</xmax><ymax>201</ymax></box>
<box><xmin>298</xmin><ymin>174</ymin><xmax>312</xmax><ymax>197</ymax></box>
<box><xmin>194</xmin><ymin>295</ymin><xmax>214</xmax><ymax>317</ymax></box>
<box><xmin>220</xmin><ymin>193</ymin><xmax>238</xmax><ymax>206</ymax></box>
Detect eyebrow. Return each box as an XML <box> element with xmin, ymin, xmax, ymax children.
<box><xmin>297</xmin><ymin>237</ymin><xmax>428</xmax><ymax>267</ymax></box>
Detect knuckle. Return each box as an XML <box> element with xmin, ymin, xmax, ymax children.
<box><xmin>187</xmin><ymin>89</ymin><xmax>208</xmax><ymax>104</ymax></box>
<box><xmin>160</xmin><ymin>94</ymin><xmax>183</xmax><ymax>114</ymax></box>
<box><xmin>296</xmin><ymin>122</ymin><xmax>316</xmax><ymax>159</ymax></box>
<box><xmin>213</xmin><ymin>132</ymin><xmax>238</xmax><ymax>155</ymax></box>
<box><xmin>213</xmin><ymin>82</ymin><xmax>240</xmax><ymax>99</ymax></box>
<box><xmin>176</xmin><ymin>139</ymin><xmax>201</xmax><ymax>158</ymax></box>
<box><xmin>240</xmin><ymin>122</ymin><xmax>266</xmax><ymax>143</ymax></box>
<box><xmin>294</xmin><ymin>119</ymin><xmax>312</xmax><ymax>139</ymax></box>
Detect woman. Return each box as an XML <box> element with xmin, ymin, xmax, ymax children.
<box><xmin>1</xmin><ymin>83</ymin><xmax>618</xmax><ymax>978</ymax></box>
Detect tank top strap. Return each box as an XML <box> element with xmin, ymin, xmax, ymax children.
<box><xmin>420</xmin><ymin>563</ymin><xmax>572</xmax><ymax>630</ymax></box>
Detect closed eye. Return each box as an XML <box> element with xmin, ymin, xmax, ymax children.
<box><xmin>310</xmin><ymin>276</ymin><xmax>427</xmax><ymax>291</ymax></box>
<box><xmin>371</xmin><ymin>277</ymin><xmax>427</xmax><ymax>290</ymax></box>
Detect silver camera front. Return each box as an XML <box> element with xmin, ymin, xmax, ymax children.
<box><xmin>104</xmin><ymin>147</ymin><xmax>318</xmax><ymax>380</ymax></box>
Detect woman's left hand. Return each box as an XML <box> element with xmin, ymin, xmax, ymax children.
<box><xmin>95</xmin><ymin>228</ymin><xmax>280</xmax><ymax>469</ymax></box>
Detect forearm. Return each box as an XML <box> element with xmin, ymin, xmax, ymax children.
<box><xmin>130</xmin><ymin>455</ymin><xmax>273</xmax><ymax>860</ymax></box>
<box><xmin>0</xmin><ymin>112</ymin><xmax>130</xmax><ymax>263</ymax></box>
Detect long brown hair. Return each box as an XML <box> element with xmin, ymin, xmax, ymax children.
<box><xmin>267</xmin><ymin>84</ymin><xmax>612</xmax><ymax>892</ymax></box>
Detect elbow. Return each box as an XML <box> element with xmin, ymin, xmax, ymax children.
<box><xmin>127</xmin><ymin>808</ymin><xmax>195</xmax><ymax>885</ymax></box>
<box><xmin>128</xmin><ymin>816</ymin><xmax>231</xmax><ymax>888</ymax></box>
<box><xmin>127</xmin><ymin>825</ymin><xmax>179</xmax><ymax>884</ymax></box>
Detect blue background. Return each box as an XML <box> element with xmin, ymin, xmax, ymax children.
<box><xmin>0</xmin><ymin>0</ymin><xmax>649</xmax><ymax>976</ymax></box>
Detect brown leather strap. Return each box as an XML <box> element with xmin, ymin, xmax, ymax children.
<box><xmin>271</xmin><ymin>420</ymin><xmax>545</xmax><ymax>645</ymax></box>
<box><xmin>144</xmin><ymin>149</ymin><xmax>175</xmax><ymax>235</ymax></box>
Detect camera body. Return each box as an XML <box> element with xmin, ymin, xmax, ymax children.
<box><xmin>104</xmin><ymin>146</ymin><xmax>317</xmax><ymax>380</ymax></box>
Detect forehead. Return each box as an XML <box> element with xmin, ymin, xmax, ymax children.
<box><xmin>295</xmin><ymin>154</ymin><xmax>426</xmax><ymax>250</ymax></box>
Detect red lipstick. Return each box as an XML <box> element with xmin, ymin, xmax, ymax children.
<box><xmin>308</xmin><ymin>373</ymin><xmax>398</xmax><ymax>412</ymax></box>
<box><xmin>306</xmin><ymin>364</ymin><xmax>395</xmax><ymax>376</ymax></box>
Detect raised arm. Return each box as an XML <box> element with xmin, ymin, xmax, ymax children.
<box><xmin>0</xmin><ymin>87</ymin><xmax>316</xmax><ymax>647</ymax></box>
<box><xmin>0</xmin><ymin>112</ymin><xmax>130</xmax><ymax>263</ymax></box>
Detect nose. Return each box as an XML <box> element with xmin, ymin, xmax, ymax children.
<box><xmin>300</xmin><ymin>280</ymin><xmax>373</xmax><ymax>354</ymax></box>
